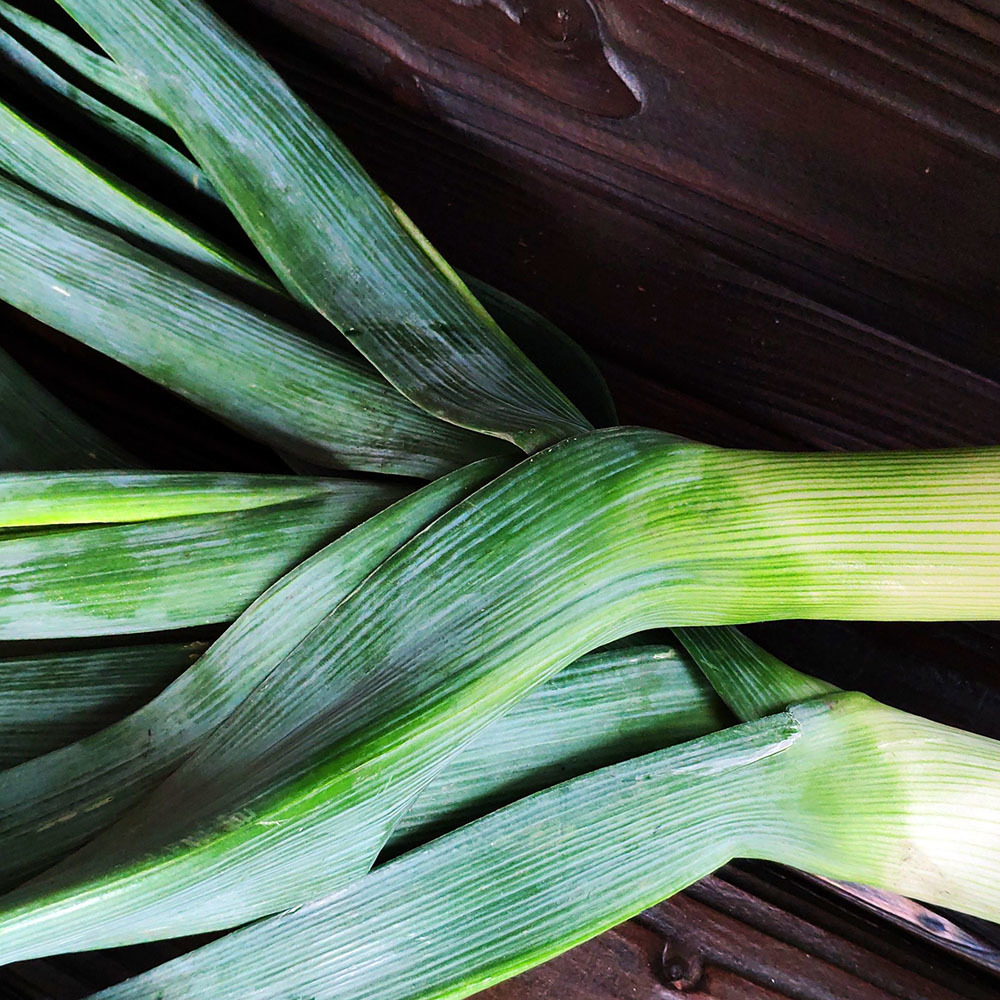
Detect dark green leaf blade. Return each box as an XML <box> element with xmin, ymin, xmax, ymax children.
<box><xmin>55</xmin><ymin>0</ymin><xmax>590</xmax><ymax>449</ymax></box>
<box><xmin>0</xmin><ymin>23</ymin><xmax>217</xmax><ymax>199</ymax></box>
<box><xmin>0</xmin><ymin>0</ymin><xmax>165</xmax><ymax>123</ymax></box>
<box><xmin>0</xmin><ymin>97</ymin><xmax>272</xmax><ymax>287</ymax></box>
<box><xmin>0</xmin><ymin>641</ymin><xmax>199</xmax><ymax>768</ymax></box>
<box><xmin>0</xmin><ymin>175</ymin><xmax>501</xmax><ymax>477</ymax></box>
<box><xmin>0</xmin><ymin>346</ymin><xmax>133</xmax><ymax>470</ymax></box>
<box><xmin>0</xmin><ymin>460</ymin><xmax>500</xmax><ymax>892</ymax></box>
<box><xmin>0</xmin><ymin>479</ymin><xmax>402</xmax><ymax>639</ymax></box>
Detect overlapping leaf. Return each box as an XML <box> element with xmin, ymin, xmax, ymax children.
<box><xmin>0</xmin><ymin>22</ymin><xmax>614</xmax><ymax>432</ymax></box>
<box><xmin>0</xmin><ymin>175</ymin><xmax>500</xmax><ymax>477</ymax></box>
<box><xmin>0</xmin><ymin>476</ymin><xmax>402</xmax><ymax>639</ymax></box>
<box><xmin>0</xmin><ymin>22</ymin><xmax>216</xmax><ymax>198</ymax></box>
<box><xmin>0</xmin><ymin>0</ymin><xmax>165</xmax><ymax>123</ymax></box>
<box><xmin>674</xmin><ymin>625</ymin><xmax>837</xmax><ymax>720</ymax></box>
<box><xmin>89</xmin><ymin>692</ymin><xmax>1000</xmax><ymax>1000</ymax></box>
<box><xmin>0</xmin><ymin>97</ymin><xmax>270</xmax><ymax>286</ymax></box>
<box><xmin>0</xmin><ymin>460</ymin><xmax>499</xmax><ymax>893</ymax></box>
<box><xmin>389</xmin><ymin>642</ymin><xmax>730</xmax><ymax>850</ymax></box>
<box><xmin>54</xmin><ymin>0</ymin><xmax>590</xmax><ymax>449</ymax></box>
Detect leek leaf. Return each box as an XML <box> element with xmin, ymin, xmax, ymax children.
<box><xmin>0</xmin><ymin>460</ymin><xmax>499</xmax><ymax>892</ymax></box>
<box><xmin>464</xmin><ymin>277</ymin><xmax>616</xmax><ymax>428</ymax></box>
<box><xmin>0</xmin><ymin>470</ymin><xmax>378</xmax><ymax>527</ymax></box>
<box><xmin>5</xmin><ymin>428</ymin><xmax>1000</xmax><ymax>956</ymax></box>
<box><xmin>389</xmin><ymin>643</ymin><xmax>730</xmax><ymax>851</ymax></box>
<box><xmin>0</xmin><ymin>478</ymin><xmax>403</xmax><ymax>640</ymax></box>
<box><xmin>0</xmin><ymin>0</ymin><xmax>165</xmax><ymax>124</ymax></box>
<box><xmin>0</xmin><ymin>642</ymin><xmax>199</xmax><ymax>768</ymax></box>
<box><xmin>88</xmin><ymin>694</ymin><xmax>1000</xmax><ymax>1000</ymax></box>
<box><xmin>0</xmin><ymin>80</ymin><xmax>613</xmax><ymax>425</ymax></box>
<box><xmin>0</xmin><ymin>97</ymin><xmax>272</xmax><ymax>287</ymax></box>
<box><xmin>674</xmin><ymin>625</ymin><xmax>837</xmax><ymax>720</ymax></box>
<box><xmin>0</xmin><ymin>24</ymin><xmax>216</xmax><ymax>199</ymax></box>
<box><xmin>55</xmin><ymin>0</ymin><xmax>590</xmax><ymax>450</ymax></box>
<box><xmin>0</xmin><ymin>175</ymin><xmax>500</xmax><ymax>477</ymax></box>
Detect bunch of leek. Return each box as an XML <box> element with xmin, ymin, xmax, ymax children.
<box><xmin>0</xmin><ymin>1</ymin><xmax>999</xmax><ymax>997</ymax></box>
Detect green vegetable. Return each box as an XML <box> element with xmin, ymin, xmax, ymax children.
<box><xmin>0</xmin><ymin>0</ymin><xmax>167</xmax><ymax>123</ymax></box>
<box><xmin>86</xmin><ymin>692</ymin><xmax>1000</xmax><ymax>1000</ymax></box>
<box><xmin>3</xmin><ymin>428</ymin><xmax>1000</xmax><ymax>957</ymax></box>
<box><xmin>0</xmin><ymin>477</ymin><xmax>403</xmax><ymax>639</ymax></box>
<box><xmin>0</xmin><ymin>97</ymin><xmax>271</xmax><ymax>287</ymax></box>
<box><xmin>0</xmin><ymin>23</ymin><xmax>216</xmax><ymax>198</ymax></box>
<box><xmin>0</xmin><ymin>460</ymin><xmax>498</xmax><ymax>891</ymax></box>
<box><xmin>0</xmin><ymin>174</ymin><xmax>499</xmax><ymax>477</ymax></box>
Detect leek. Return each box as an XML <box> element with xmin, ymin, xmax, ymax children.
<box><xmin>0</xmin><ymin>3</ymin><xmax>996</xmax><ymax>994</ymax></box>
<box><xmin>53</xmin><ymin>0</ymin><xmax>590</xmax><ymax>449</ymax></box>
<box><xmin>0</xmin><ymin>460</ymin><xmax>500</xmax><ymax>890</ymax></box>
<box><xmin>3</xmin><ymin>429</ymin><xmax>1000</xmax><ymax>956</ymax></box>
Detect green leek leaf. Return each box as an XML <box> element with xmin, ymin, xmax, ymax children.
<box><xmin>674</xmin><ymin>625</ymin><xmax>837</xmax><ymax>720</ymax></box>
<box><xmin>86</xmin><ymin>694</ymin><xmax>1000</xmax><ymax>1000</ymax></box>
<box><xmin>389</xmin><ymin>643</ymin><xmax>729</xmax><ymax>851</ymax></box>
<box><xmin>0</xmin><ymin>0</ymin><xmax>165</xmax><ymax>123</ymax></box>
<box><xmin>0</xmin><ymin>79</ymin><xmax>613</xmax><ymax>426</ymax></box>
<box><xmin>0</xmin><ymin>175</ymin><xmax>500</xmax><ymax>477</ymax></box>
<box><xmin>0</xmin><ymin>97</ymin><xmax>272</xmax><ymax>288</ymax></box>
<box><xmin>0</xmin><ymin>470</ymin><xmax>382</xmax><ymax>527</ymax></box>
<box><xmin>0</xmin><ymin>478</ymin><xmax>402</xmax><ymax>640</ymax></box>
<box><xmin>0</xmin><ymin>23</ymin><xmax>216</xmax><ymax>199</ymax></box>
<box><xmin>55</xmin><ymin>0</ymin><xmax>590</xmax><ymax>449</ymax></box>
<box><xmin>0</xmin><ymin>641</ymin><xmax>199</xmax><ymax>768</ymax></box>
<box><xmin>0</xmin><ymin>460</ymin><xmax>499</xmax><ymax>892</ymax></box>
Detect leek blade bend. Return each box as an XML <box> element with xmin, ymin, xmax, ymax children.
<box><xmin>0</xmin><ymin>174</ymin><xmax>499</xmax><ymax>477</ymax></box>
<box><xmin>87</xmin><ymin>693</ymin><xmax>1000</xmax><ymax>1000</ymax></box>
<box><xmin>0</xmin><ymin>460</ymin><xmax>502</xmax><ymax>893</ymax></box>
<box><xmin>3</xmin><ymin>428</ymin><xmax>1000</xmax><ymax>957</ymax></box>
<box><xmin>54</xmin><ymin>0</ymin><xmax>590</xmax><ymax>449</ymax></box>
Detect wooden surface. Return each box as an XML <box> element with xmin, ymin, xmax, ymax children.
<box><xmin>3</xmin><ymin>0</ymin><xmax>1000</xmax><ymax>996</ymax></box>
